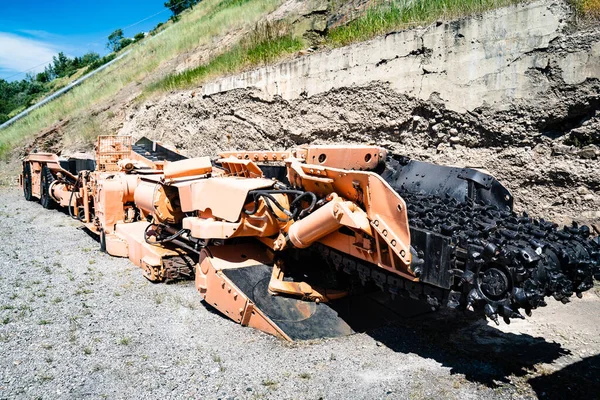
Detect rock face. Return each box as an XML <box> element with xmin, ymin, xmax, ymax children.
<box><xmin>121</xmin><ymin>0</ymin><xmax>600</xmax><ymax>229</ymax></box>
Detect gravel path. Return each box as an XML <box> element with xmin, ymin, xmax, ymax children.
<box><xmin>0</xmin><ymin>186</ymin><xmax>598</xmax><ymax>399</ymax></box>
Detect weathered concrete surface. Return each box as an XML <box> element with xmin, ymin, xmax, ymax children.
<box><xmin>558</xmin><ymin>41</ymin><xmax>600</xmax><ymax>84</ymax></box>
<box><xmin>202</xmin><ymin>1</ymin><xmax>599</xmax><ymax>113</ymax></box>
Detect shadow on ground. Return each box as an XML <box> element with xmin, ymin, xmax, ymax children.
<box><xmin>528</xmin><ymin>354</ymin><xmax>600</xmax><ymax>399</ymax></box>
<box><xmin>340</xmin><ymin>296</ymin><xmax>570</xmax><ymax>387</ymax></box>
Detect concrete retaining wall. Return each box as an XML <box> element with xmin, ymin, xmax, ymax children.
<box><xmin>202</xmin><ymin>1</ymin><xmax>599</xmax><ymax>113</ymax></box>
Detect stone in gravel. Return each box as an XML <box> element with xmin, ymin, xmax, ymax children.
<box><xmin>577</xmin><ymin>145</ymin><xmax>598</xmax><ymax>159</ymax></box>
<box><xmin>577</xmin><ymin>186</ymin><xmax>590</xmax><ymax>195</ymax></box>
<box><xmin>583</xmin><ymin>194</ymin><xmax>595</xmax><ymax>202</ymax></box>
<box><xmin>552</xmin><ymin>144</ymin><xmax>572</xmax><ymax>156</ymax></box>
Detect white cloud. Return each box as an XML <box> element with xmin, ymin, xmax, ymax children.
<box><xmin>19</xmin><ymin>29</ymin><xmax>57</xmax><ymax>39</ymax></box>
<box><xmin>0</xmin><ymin>32</ymin><xmax>59</xmax><ymax>77</ymax></box>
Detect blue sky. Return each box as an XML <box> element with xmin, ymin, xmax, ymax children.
<box><xmin>0</xmin><ymin>0</ymin><xmax>170</xmax><ymax>81</ymax></box>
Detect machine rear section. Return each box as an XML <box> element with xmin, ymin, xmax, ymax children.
<box><xmin>20</xmin><ymin>137</ymin><xmax>599</xmax><ymax>341</ymax></box>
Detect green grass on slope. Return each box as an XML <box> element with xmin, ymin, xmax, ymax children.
<box><xmin>150</xmin><ymin>21</ymin><xmax>304</xmax><ymax>91</ymax></box>
<box><xmin>573</xmin><ymin>0</ymin><xmax>600</xmax><ymax>17</ymax></box>
<box><xmin>327</xmin><ymin>0</ymin><xmax>522</xmax><ymax>47</ymax></box>
<box><xmin>0</xmin><ymin>0</ymin><xmax>282</xmax><ymax>160</ymax></box>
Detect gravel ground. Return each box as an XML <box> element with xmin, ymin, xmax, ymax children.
<box><xmin>0</xmin><ymin>186</ymin><xmax>599</xmax><ymax>400</ymax></box>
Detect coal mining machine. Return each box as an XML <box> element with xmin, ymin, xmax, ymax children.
<box><xmin>21</xmin><ymin>135</ymin><xmax>600</xmax><ymax>340</ymax></box>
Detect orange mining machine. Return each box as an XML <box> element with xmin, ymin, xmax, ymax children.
<box><xmin>21</xmin><ymin>135</ymin><xmax>600</xmax><ymax>340</ymax></box>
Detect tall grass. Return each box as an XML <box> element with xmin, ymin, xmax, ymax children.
<box><xmin>573</xmin><ymin>0</ymin><xmax>600</xmax><ymax>17</ymax></box>
<box><xmin>151</xmin><ymin>21</ymin><xmax>304</xmax><ymax>91</ymax></box>
<box><xmin>0</xmin><ymin>0</ymin><xmax>282</xmax><ymax>160</ymax></box>
<box><xmin>327</xmin><ymin>0</ymin><xmax>522</xmax><ymax>47</ymax></box>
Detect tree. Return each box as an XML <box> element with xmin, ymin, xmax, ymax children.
<box><xmin>52</xmin><ymin>52</ymin><xmax>71</xmax><ymax>77</ymax></box>
<box><xmin>107</xmin><ymin>29</ymin><xmax>124</xmax><ymax>52</ymax></box>
<box><xmin>118</xmin><ymin>37</ymin><xmax>133</xmax><ymax>50</ymax></box>
<box><xmin>81</xmin><ymin>52</ymin><xmax>100</xmax><ymax>65</ymax></box>
<box><xmin>164</xmin><ymin>0</ymin><xmax>199</xmax><ymax>17</ymax></box>
<box><xmin>35</xmin><ymin>71</ymin><xmax>50</xmax><ymax>83</ymax></box>
<box><xmin>134</xmin><ymin>32</ymin><xmax>145</xmax><ymax>42</ymax></box>
<box><xmin>44</xmin><ymin>64</ymin><xmax>56</xmax><ymax>81</ymax></box>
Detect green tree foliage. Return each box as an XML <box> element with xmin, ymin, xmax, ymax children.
<box><xmin>107</xmin><ymin>29</ymin><xmax>135</xmax><ymax>52</ymax></box>
<box><xmin>107</xmin><ymin>29</ymin><xmax>124</xmax><ymax>52</ymax></box>
<box><xmin>119</xmin><ymin>37</ymin><xmax>134</xmax><ymax>50</ymax></box>
<box><xmin>83</xmin><ymin>53</ymin><xmax>117</xmax><ymax>74</ymax></box>
<box><xmin>164</xmin><ymin>0</ymin><xmax>199</xmax><ymax>17</ymax></box>
<box><xmin>134</xmin><ymin>32</ymin><xmax>146</xmax><ymax>42</ymax></box>
<box><xmin>51</xmin><ymin>52</ymin><xmax>71</xmax><ymax>77</ymax></box>
<box><xmin>81</xmin><ymin>52</ymin><xmax>101</xmax><ymax>65</ymax></box>
<box><xmin>0</xmin><ymin>51</ymin><xmax>106</xmax><ymax>123</ymax></box>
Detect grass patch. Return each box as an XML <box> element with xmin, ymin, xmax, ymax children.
<box><xmin>154</xmin><ymin>293</ymin><xmax>165</xmax><ymax>304</ymax></box>
<box><xmin>119</xmin><ymin>337</ymin><xmax>131</xmax><ymax>345</ymax></box>
<box><xmin>327</xmin><ymin>0</ymin><xmax>521</xmax><ymax>47</ymax></box>
<box><xmin>261</xmin><ymin>379</ymin><xmax>278</xmax><ymax>388</ymax></box>
<box><xmin>573</xmin><ymin>0</ymin><xmax>600</xmax><ymax>18</ymax></box>
<box><xmin>75</xmin><ymin>288</ymin><xmax>94</xmax><ymax>295</ymax></box>
<box><xmin>149</xmin><ymin>20</ymin><xmax>303</xmax><ymax>92</ymax></box>
<box><xmin>39</xmin><ymin>374</ymin><xmax>54</xmax><ymax>382</ymax></box>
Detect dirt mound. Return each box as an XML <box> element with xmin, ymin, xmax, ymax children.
<box><xmin>23</xmin><ymin>119</ymin><xmax>70</xmax><ymax>157</ymax></box>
